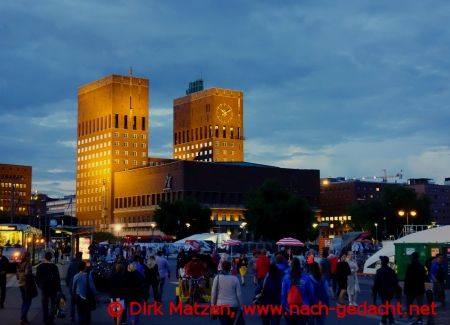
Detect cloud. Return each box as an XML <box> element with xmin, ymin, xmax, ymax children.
<box><xmin>1</xmin><ymin>0</ymin><xmax>450</xmax><ymax>197</ymax></box>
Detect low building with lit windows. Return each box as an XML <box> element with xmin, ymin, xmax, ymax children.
<box><xmin>0</xmin><ymin>163</ymin><xmax>32</xmax><ymax>216</ymax></box>
<box><xmin>319</xmin><ymin>178</ymin><xmax>396</xmax><ymax>240</ymax></box>
<box><xmin>112</xmin><ymin>159</ymin><xmax>319</xmax><ymax>237</ymax></box>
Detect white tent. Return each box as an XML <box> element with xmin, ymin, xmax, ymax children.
<box><xmin>393</xmin><ymin>225</ymin><xmax>450</xmax><ymax>244</ymax></box>
<box><xmin>363</xmin><ymin>225</ymin><xmax>450</xmax><ymax>274</ymax></box>
<box><xmin>174</xmin><ymin>233</ymin><xmax>230</xmax><ymax>245</ymax></box>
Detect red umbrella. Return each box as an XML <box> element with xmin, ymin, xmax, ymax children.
<box><xmin>276</xmin><ymin>237</ymin><xmax>304</xmax><ymax>246</ymax></box>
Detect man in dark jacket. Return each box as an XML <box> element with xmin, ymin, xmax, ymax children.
<box><xmin>372</xmin><ymin>256</ymin><xmax>399</xmax><ymax>325</ymax></box>
<box><xmin>404</xmin><ymin>252</ymin><xmax>427</xmax><ymax>323</ymax></box>
<box><xmin>36</xmin><ymin>251</ymin><xmax>61</xmax><ymax>325</ymax></box>
<box><xmin>0</xmin><ymin>247</ymin><xmax>9</xmax><ymax>308</ymax></box>
<box><xmin>66</xmin><ymin>251</ymin><xmax>83</xmax><ymax>322</ymax></box>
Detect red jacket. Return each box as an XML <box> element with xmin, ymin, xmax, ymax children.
<box><xmin>255</xmin><ymin>255</ymin><xmax>270</xmax><ymax>279</ymax></box>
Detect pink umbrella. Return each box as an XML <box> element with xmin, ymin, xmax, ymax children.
<box><xmin>222</xmin><ymin>239</ymin><xmax>242</xmax><ymax>255</ymax></box>
<box><xmin>276</xmin><ymin>237</ymin><xmax>304</xmax><ymax>246</ymax></box>
<box><xmin>222</xmin><ymin>239</ymin><xmax>242</xmax><ymax>247</ymax></box>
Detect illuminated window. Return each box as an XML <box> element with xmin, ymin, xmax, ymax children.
<box><xmin>215</xmin><ymin>125</ymin><xmax>219</xmax><ymax>137</ymax></box>
<box><xmin>124</xmin><ymin>151</ymin><xmax>128</xmax><ymax>156</ymax></box>
<box><xmin>141</xmin><ymin>152</ymin><xmax>146</xmax><ymax>157</ymax></box>
<box><xmin>123</xmin><ymin>133</ymin><xmax>128</xmax><ymax>138</ymax></box>
<box><xmin>222</xmin><ymin>126</ymin><xmax>226</xmax><ymax>138</ymax></box>
<box><xmin>141</xmin><ymin>143</ymin><xmax>146</xmax><ymax>148</ymax></box>
<box><xmin>132</xmin><ymin>151</ymin><xmax>137</xmax><ymax>157</ymax></box>
<box><xmin>237</xmin><ymin>127</ymin><xmax>241</xmax><ymax>139</ymax></box>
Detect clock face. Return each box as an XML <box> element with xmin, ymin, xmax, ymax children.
<box><xmin>216</xmin><ymin>103</ymin><xmax>233</xmax><ymax>123</ymax></box>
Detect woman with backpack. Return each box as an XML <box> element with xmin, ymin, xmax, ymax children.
<box><xmin>281</xmin><ymin>258</ymin><xmax>308</xmax><ymax>325</ymax></box>
<box><xmin>304</xmin><ymin>262</ymin><xmax>330</xmax><ymax>325</ymax></box>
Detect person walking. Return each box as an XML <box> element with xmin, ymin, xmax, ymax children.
<box><xmin>336</xmin><ymin>252</ymin><xmax>351</xmax><ymax>305</ymax></box>
<box><xmin>146</xmin><ymin>256</ymin><xmax>160</xmax><ymax>303</ymax></box>
<box><xmin>404</xmin><ymin>252</ymin><xmax>427</xmax><ymax>324</ymax></box>
<box><xmin>211</xmin><ymin>260</ymin><xmax>244</xmax><ymax>325</ymax></box>
<box><xmin>72</xmin><ymin>261</ymin><xmax>98</xmax><ymax>325</ymax></box>
<box><xmin>36</xmin><ymin>251</ymin><xmax>62</xmax><ymax>325</ymax></box>
<box><xmin>281</xmin><ymin>258</ymin><xmax>308</xmax><ymax>325</ymax></box>
<box><xmin>110</xmin><ymin>263</ymin><xmax>127</xmax><ymax>325</ymax></box>
<box><xmin>54</xmin><ymin>247</ymin><xmax>60</xmax><ymax>264</ymax></box>
<box><xmin>319</xmin><ymin>250</ymin><xmax>332</xmax><ymax>298</ymax></box>
<box><xmin>346</xmin><ymin>251</ymin><xmax>359</xmax><ymax>306</ymax></box>
<box><xmin>155</xmin><ymin>251</ymin><xmax>170</xmax><ymax>302</ymax></box>
<box><xmin>0</xmin><ymin>246</ymin><xmax>9</xmax><ymax>309</ymax></box>
<box><xmin>372</xmin><ymin>256</ymin><xmax>399</xmax><ymax>325</ymax></box>
<box><xmin>17</xmin><ymin>251</ymin><xmax>37</xmax><ymax>324</ymax></box>
<box><xmin>258</xmin><ymin>263</ymin><xmax>282</xmax><ymax>325</ymax></box>
<box><xmin>327</xmin><ymin>253</ymin><xmax>338</xmax><ymax>298</ymax></box>
<box><xmin>304</xmin><ymin>262</ymin><xmax>330</xmax><ymax>325</ymax></box>
<box><xmin>66</xmin><ymin>251</ymin><xmax>83</xmax><ymax>323</ymax></box>
<box><xmin>430</xmin><ymin>253</ymin><xmax>446</xmax><ymax>307</ymax></box>
<box><xmin>125</xmin><ymin>263</ymin><xmax>146</xmax><ymax>325</ymax></box>
<box><xmin>255</xmin><ymin>249</ymin><xmax>270</xmax><ymax>292</ymax></box>
<box><xmin>274</xmin><ymin>254</ymin><xmax>290</xmax><ymax>277</ymax></box>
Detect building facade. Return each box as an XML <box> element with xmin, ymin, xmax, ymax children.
<box><xmin>408</xmin><ymin>178</ymin><xmax>450</xmax><ymax>225</ymax></box>
<box><xmin>46</xmin><ymin>195</ymin><xmax>77</xmax><ymax>218</ymax></box>
<box><xmin>76</xmin><ymin>74</ymin><xmax>149</xmax><ymax>229</ymax></box>
<box><xmin>0</xmin><ymin>163</ymin><xmax>32</xmax><ymax>216</ymax></box>
<box><xmin>173</xmin><ymin>86</ymin><xmax>244</xmax><ymax>162</ymax></box>
<box><xmin>113</xmin><ymin>160</ymin><xmax>319</xmax><ymax>236</ymax></box>
<box><xmin>319</xmin><ymin>178</ymin><xmax>395</xmax><ymax>238</ymax></box>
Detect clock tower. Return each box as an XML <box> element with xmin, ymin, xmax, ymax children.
<box><xmin>173</xmin><ymin>80</ymin><xmax>244</xmax><ymax>162</ymax></box>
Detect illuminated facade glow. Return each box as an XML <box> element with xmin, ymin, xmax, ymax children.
<box><xmin>173</xmin><ymin>87</ymin><xmax>244</xmax><ymax>162</ymax></box>
<box><xmin>76</xmin><ymin>75</ymin><xmax>149</xmax><ymax>229</ymax></box>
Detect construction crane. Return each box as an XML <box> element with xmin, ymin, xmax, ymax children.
<box><xmin>360</xmin><ymin>169</ymin><xmax>403</xmax><ymax>183</ymax></box>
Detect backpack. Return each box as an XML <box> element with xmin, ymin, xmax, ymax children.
<box><xmin>287</xmin><ymin>283</ymin><xmax>303</xmax><ymax>307</ymax></box>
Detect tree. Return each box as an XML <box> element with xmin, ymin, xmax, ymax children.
<box><xmin>153</xmin><ymin>198</ymin><xmax>212</xmax><ymax>239</ymax></box>
<box><xmin>93</xmin><ymin>231</ymin><xmax>117</xmax><ymax>243</ymax></box>
<box><xmin>245</xmin><ymin>180</ymin><xmax>316</xmax><ymax>241</ymax></box>
<box><xmin>350</xmin><ymin>185</ymin><xmax>432</xmax><ymax>238</ymax></box>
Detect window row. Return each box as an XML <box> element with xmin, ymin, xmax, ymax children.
<box><xmin>0</xmin><ymin>182</ymin><xmax>27</xmax><ymax>189</ymax></box>
<box><xmin>78</xmin><ymin>144</ymin><xmax>111</xmax><ymax>153</ymax></box>
<box><xmin>77</xmin><ymin>170</ymin><xmax>111</xmax><ymax>179</ymax></box>
<box><xmin>174</xmin><ymin>126</ymin><xmax>241</xmax><ymax>144</ymax></box>
<box><xmin>175</xmin><ymin>142</ymin><xmax>212</xmax><ymax>152</ymax></box>
<box><xmin>113</xmin><ymin>132</ymin><xmax>146</xmax><ymax>140</ymax></box>
<box><xmin>112</xmin><ymin>159</ymin><xmax>147</xmax><ymax>166</ymax></box>
<box><xmin>78</xmin><ymin>115</ymin><xmax>111</xmax><ymax>137</ymax></box>
<box><xmin>114</xmin><ymin>114</ymin><xmax>146</xmax><ymax>131</ymax></box>
<box><xmin>115</xmin><ymin>191</ymin><xmax>246</xmax><ymax>209</ymax></box>
<box><xmin>113</xmin><ymin>150</ymin><xmax>147</xmax><ymax>157</ymax></box>
<box><xmin>78</xmin><ymin>133</ymin><xmax>111</xmax><ymax>146</ymax></box>
<box><xmin>77</xmin><ymin>151</ymin><xmax>111</xmax><ymax>160</ymax></box>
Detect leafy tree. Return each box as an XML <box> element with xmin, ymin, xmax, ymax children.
<box><xmin>244</xmin><ymin>180</ymin><xmax>316</xmax><ymax>241</ymax></box>
<box><xmin>153</xmin><ymin>198</ymin><xmax>212</xmax><ymax>239</ymax></box>
<box><xmin>93</xmin><ymin>231</ymin><xmax>117</xmax><ymax>243</ymax></box>
<box><xmin>350</xmin><ymin>185</ymin><xmax>432</xmax><ymax>238</ymax></box>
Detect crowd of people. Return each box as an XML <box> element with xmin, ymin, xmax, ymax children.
<box><xmin>0</xmin><ymin>242</ymin><xmax>447</xmax><ymax>325</ymax></box>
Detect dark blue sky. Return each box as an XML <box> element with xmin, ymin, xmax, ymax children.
<box><xmin>1</xmin><ymin>0</ymin><xmax>450</xmax><ymax>196</ymax></box>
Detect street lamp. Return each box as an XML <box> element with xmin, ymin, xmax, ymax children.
<box><xmin>150</xmin><ymin>222</ymin><xmax>156</xmax><ymax>240</ymax></box>
<box><xmin>114</xmin><ymin>224</ymin><xmax>122</xmax><ymax>237</ymax></box>
<box><xmin>374</xmin><ymin>223</ymin><xmax>378</xmax><ymax>243</ymax></box>
<box><xmin>240</xmin><ymin>222</ymin><xmax>247</xmax><ymax>241</ymax></box>
<box><xmin>398</xmin><ymin>210</ymin><xmax>417</xmax><ymax>225</ymax></box>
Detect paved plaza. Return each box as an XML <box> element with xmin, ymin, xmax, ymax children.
<box><xmin>1</xmin><ymin>258</ymin><xmax>448</xmax><ymax>325</ymax></box>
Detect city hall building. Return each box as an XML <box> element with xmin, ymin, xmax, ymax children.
<box><xmin>113</xmin><ymin>159</ymin><xmax>319</xmax><ymax>236</ymax></box>
<box><xmin>75</xmin><ymin>74</ymin><xmax>320</xmax><ymax>236</ymax></box>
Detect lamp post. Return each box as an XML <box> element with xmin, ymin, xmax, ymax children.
<box><xmin>398</xmin><ymin>210</ymin><xmax>417</xmax><ymax>226</ymax></box>
<box><xmin>240</xmin><ymin>222</ymin><xmax>247</xmax><ymax>241</ymax></box>
<box><xmin>374</xmin><ymin>223</ymin><xmax>378</xmax><ymax>243</ymax></box>
<box><xmin>150</xmin><ymin>222</ymin><xmax>156</xmax><ymax>241</ymax></box>
<box><xmin>114</xmin><ymin>224</ymin><xmax>122</xmax><ymax>240</ymax></box>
